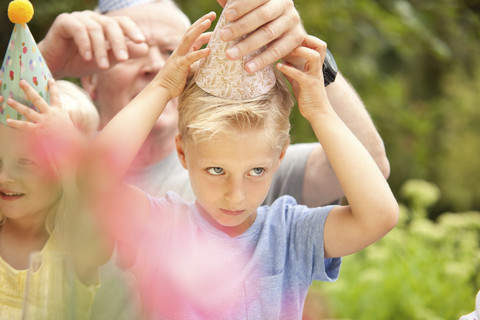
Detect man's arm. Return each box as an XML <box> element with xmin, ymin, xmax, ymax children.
<box><xmin>302</xmin><ymin>72</ymin><xmax>390</xmax><ymax>206</ymax></box>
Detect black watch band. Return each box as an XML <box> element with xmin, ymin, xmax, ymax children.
<box><xmin>323</xmin><ymin>48</ymin><xmax>338</xmax><ymax>87</ymax></box>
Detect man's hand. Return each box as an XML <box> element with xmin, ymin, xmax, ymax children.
<box><xmin>217</xmin><ymin>0</ymin><xmax>306</xmax><ymax>73</ymax></box>
<box><xmin>38</xmin><ymin>11</ymin><xmax>148</xmax><ymax>79</ymax></box>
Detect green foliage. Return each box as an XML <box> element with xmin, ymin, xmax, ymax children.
<box><xmin>314</xmin><ymin>179</ymin><xmax>480</xmax><ymax>319</ymax></box>
<box><xmin>289</xmin><ymin>0</ymin><xmax>480</xmax><ymax>217</ymax></box>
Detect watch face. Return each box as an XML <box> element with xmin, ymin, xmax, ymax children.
<box><xmin>323</xmin><ymin>49</ymin><xmax>338</xmax><ymax>86</ymax></box>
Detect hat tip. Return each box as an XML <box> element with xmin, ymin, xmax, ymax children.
<box><xmin>8</xmin><ymin>0</ymin><xmax>34</xmax><ymax>24</ymax></box>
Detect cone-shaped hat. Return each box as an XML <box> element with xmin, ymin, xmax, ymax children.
<box><xmin>194</xmin><ymin>0</ymin><xmax>276</xmax><ymax>100</ymax></box>
<box><xmin>0</xmin><ymin>0</ymin><xmax>53</xmax><ymax>125</ymax></box>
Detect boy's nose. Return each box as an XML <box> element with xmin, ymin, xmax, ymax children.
<box><xmin>224</xmin><ymin>177</ymin><xmax>246</xmax><ymax>204</ymax></box>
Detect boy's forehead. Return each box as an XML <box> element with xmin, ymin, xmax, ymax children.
<box><xmin>188</xmin><ymin>130</ymin><xmax>279</xmax><ymax>163</ymax></box>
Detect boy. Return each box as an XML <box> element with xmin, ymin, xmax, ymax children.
<box><xmin>7</xmin><ymin>11</ymin><xmax>398</xmax><ymax>319</ymax></box>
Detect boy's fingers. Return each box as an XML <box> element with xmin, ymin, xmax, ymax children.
<box><xmin>302</xmin><ymin>35</ymin><xmax>327</xmax><ymax>58</ymax></box>
<box><xmin>185</xmin><ymin>48</ymin><xmax>211</xmax><ymax>66</ymax></box>
<box><xmin>192</xmin><ymin>32</ymin><xmax>213</xmax><ymax>52</ymax></box>
<box><xmin>18</xmin><ymin>81</ymin><xmax>50</xmax><ymax>113</ymax></box>
<box><xmin>184</xmin><ymin>48</ymin><xmax>211</xmax><ymax>78</ymax></box>
<box><xmin>277</xmin><ymin>62</ymin><xmax>304</xmax><ymax>82</ymax></box>
<box><xmin>176</xmin><ymin>12</ymin><xmax>215</xmax><ymax>55</ymax></box>
<box><xmin>292</xmin><ymin>46</ymin><xmax>322</xmax><ymax>74</ymax></box>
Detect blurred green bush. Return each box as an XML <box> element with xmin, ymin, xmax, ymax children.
<box><xmin>314</xmin><ymin>179</ymin><xmax>480</xmax><ymax>319</ymax></box>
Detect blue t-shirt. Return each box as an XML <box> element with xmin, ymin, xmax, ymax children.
<box><xmin>133</xmin><ymin>192</ymin><xmax>341</xmax><ymax>319</ymax></box>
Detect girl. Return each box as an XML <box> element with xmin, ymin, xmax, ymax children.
<box><xmin>0</xmin><ymin>80</ymin><xmax>107</xmax><ymax>319</ymax></box>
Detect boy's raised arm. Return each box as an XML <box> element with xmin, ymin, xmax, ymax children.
<box><xmin>88</xmin><ymin>12</ymin><xmax>215</xmax><ymax>186</ymax></box>
<box><xmin>277</xmin><ymin>36</ymin><xmax>398</xmax><ymax>258</ymax></box>
<box><xmin>79</xmin><ymin>13</ymin><xmax>215</xmax><ymax>266</ymax></box>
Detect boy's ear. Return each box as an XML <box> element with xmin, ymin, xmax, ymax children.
<box><xmin>80</xmin><ymin>75</ymin><xmax>98</xmax><ymax>101</ymax></box>
<box><xmin>175</xmin><ymin>134</ymin><xmax>188</xmax><ymax>169</ymax></box>
<box><xmin>279</xmin><ymin>141</ymin><xmax>289</xmax><ymax>162</ymax></box>
<box><xmin>274</xmin><ymin>141</ymin><xmax>289</xmax><ymax>171</ymax></box>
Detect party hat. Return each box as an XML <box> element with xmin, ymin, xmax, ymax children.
<box><xmin>98</xmin><ymin>0</ymin><xmax>157</xmax><ymax>13</ymax></box>
<box><xmin>0</xmin><ymin>0</ymin><xmax>53</xmax><ymax>125</ymax></box>
<box><xmin>194</xmin><ymin>0</ymin><xmax>276</xmax><ymax>100</ymax></box>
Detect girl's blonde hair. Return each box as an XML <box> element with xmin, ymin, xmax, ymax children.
<box><xmin>56</xmin><ymin>80</ymin><xmax>100</xmax><ymax>138</ymax></box>
<box><xmin>178</xmin><ymin>70</ymin><xmax>294</xmax><ymax>154</ymax></box>
<box><xmin>46</xmin><ymin>81</ymin><xmax>100</xmax><ymax>247</ymax></box>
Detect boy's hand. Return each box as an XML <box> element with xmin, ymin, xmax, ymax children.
<box><xmin>277</xmin><ymin>36</ymin><xmax>331</xmax><ymax>121</ymax></box>
<box><xmin>152</xmin><ymin>12</ymin><xmax>215</xmax><ymax>99</ymax></box>
<box><xmin>6</xmin><ymin>79</ymin><xmax>84</xmax><ymax>167</ymax></box>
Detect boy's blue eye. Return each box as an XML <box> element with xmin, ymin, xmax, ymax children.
<box><xmin>250</xmin><ymin>168</ymin><xmax>264</xmax><ymax>176</ymax></box>
<box><xmin>207</xmin><ymin>167</ymin><xmax>224</xmax><ymax>175</ymax></box>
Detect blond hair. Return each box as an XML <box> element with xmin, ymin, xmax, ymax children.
<box><xmin>178</xmin><ymin>71</ymin><xmax>294</xmax><ymax>154</ymax></box>
<box><xmin>56</xmin><ymin>80</ymin><xmax>100</xmax><ymax>138</ymax></box>
<box><xmin>46</xmin><ymin>81</ymin><xmax>99</xmax><ymax>245</ymax></box>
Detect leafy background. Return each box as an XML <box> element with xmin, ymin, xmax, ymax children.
<box><xmin>1</xmin><ymin>0</ymin><xmax>479</xmax><ymax>318</ymax></box>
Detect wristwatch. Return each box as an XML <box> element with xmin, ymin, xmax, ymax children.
<box><xmin>323</xmin><ymin>48</ymin><xmax>338</xmax><ymax>86</ymax></box>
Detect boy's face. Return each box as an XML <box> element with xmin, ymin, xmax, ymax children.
<box><xmin>0</xmin><ymin>125</ymin><xmax>61</xmax><ymax>225</ymax></box>
<box><xmin>176</xmin><ymin>129</ymin><xmax>286</xmax><ymax>237</ymax></box>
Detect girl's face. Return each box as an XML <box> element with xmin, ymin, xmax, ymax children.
<box><xmin>0</xmin><ymin>124</ymin><xmax>61</xmax><ymax>226</ymax></box>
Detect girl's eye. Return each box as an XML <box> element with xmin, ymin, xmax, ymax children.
<box><xmin>250</xmin><ymin>168</ymin><xmax>265</xmax><ymax>176</ymax></box>
<box><xmin>18</xmin><ymin>158</ymin><xmax>35</xmax><ymax>166</ymax></box>
<box><xmin>207</xmin><ymin>167</ymin><xmax>224</xmax><ymax>175</ymax></box>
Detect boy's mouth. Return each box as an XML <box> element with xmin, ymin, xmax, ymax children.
<box><xmin>0</xmin><ymin>191</ymin><xmax>25</xmax><ymax>200</ymax></box>
<box><xmin>220</xmin><ymin>209</ymin><xmax>245</xmax><ymax>216</ymax></box>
